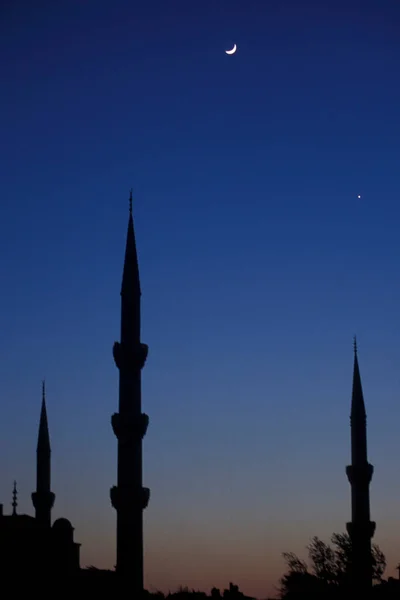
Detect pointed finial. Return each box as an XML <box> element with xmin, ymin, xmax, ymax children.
<box><xmin>353</xmin><ymin>335</ymin><xmax>357</xmax><ymax>355</ymax></box>
<box><xmin>129</xmin><ymin>189</ymin><xmax>133</xmax><ymax>215</ymax></box>
<box><xmin>12</xmin><ymin>481</ymin><xmax>17</xmax><ymax>515</ymax></box>
<box><xmin>42</xmin><ymin>379</ymin><xmax>45</xmax><ymax>402</ymax></box>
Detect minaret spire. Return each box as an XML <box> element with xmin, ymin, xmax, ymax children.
<box><xmin>110</xmin><ymin>192</ymin><xmax>150</xmax><ymax>591</ymax></box>
<box><xmin>121</xmin><ymin>189</ymin><xmax>141</xmax><ymax>300</ymax></box>
<box><xmin>32</xmin><ymin>380</ymin><xmax>55</xmax><ymax>527</ymax></box>
<box><xmin>346</xmin><ymin>340</ymin><xmax>375</xmax><ymax>592</ymax></box>
<box><xmin>38</xmin><ymin>380</ymin><xmax>50</xmax><ymax>451</ymax></box>
<box><xmin>12</xmin><ymin>481</ymin><xmax>17</xmax><ymax>515</ymax></box>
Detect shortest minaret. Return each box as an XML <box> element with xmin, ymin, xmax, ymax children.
<box><xmin>32</xmin><ymin>380</ymin><xmax>55</xmax><ymax>527</ymax></box>
<box><xmin>11</xmin><ymin>481</ymin><xmax>17</xmax><ymax>516</ymax></box>
<box><xmin>346</xmin><ymin>338</ymin><xmax>376</xmax><ymax>592</ymax></box>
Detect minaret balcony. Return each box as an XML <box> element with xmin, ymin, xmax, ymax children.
<box><xmin>111</xmin><ymin>412</ymin><xmax>149</xmax><ymax>443</ymax></box>
<box><xmin>142</xmin><ymin>487</ymin><xmax>150</xmax><ymax>509</ymax></box>
<box><xmin>31</xmin><ymin>490</ymin><xmax>55</xmax><ymax>510</ymax></box>
<box><xmin>110</xmin><ymin>485</ymin><xmax>150</xmax><ymax>511</ymax></box>
<box><xmin>346</xmin><ymin>520</ymin><xmax>376</xmax><ymax>539</ymax></box>
<box><xmin>113</xmin><ymin>341</ymin><xmax>148</xmax><ymax>371</ymax></box>
<box><xmin>346</xmin><ymin>463</ymin><xmax>374</xmax><ymax>485</ymax></box>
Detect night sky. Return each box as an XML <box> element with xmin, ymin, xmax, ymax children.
<box><xmin>1</xmin><ymin>1</ymin><xmax>400</xmax><ymax>597</ymax></box>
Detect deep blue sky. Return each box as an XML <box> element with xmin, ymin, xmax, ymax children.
<box><xmin>1</xmin><ymin>0</ymin><xmax>400</xmax><ymax>596</ymax></box>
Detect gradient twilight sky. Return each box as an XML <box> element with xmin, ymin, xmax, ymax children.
<box><xmin>1</xmin><ymin>0</ymin><xmax>400</xmax><ymax>596</ymax></box>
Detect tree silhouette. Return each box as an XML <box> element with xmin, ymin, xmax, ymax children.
<box><xmin>330</xmin><ymin>532</ymin><xmax>386</xmax><ymax>584</ymax></box>
<box><xmin>280</xmin><ymin>532</ymin><xmax>386</xmax><ymax>598</ymax></box>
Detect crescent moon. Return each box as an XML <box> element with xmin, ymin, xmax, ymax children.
<box><xmin>225</xmin><ymin>44</ymin><xmax>237</xmax><ymax>55</ymax></box>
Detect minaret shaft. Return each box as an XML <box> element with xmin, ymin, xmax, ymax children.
<box><xmin>351</xmin><ymin>424</ymin><xmax>368</xmax><ymax>467</ymax></box>
<box><xmin>111</xmin><ymin>194</ymin><xmax>149</xmax><ymax>593</ymax></box>
<box><xmin>120</xmin><ymin>300</ymin><xmax>141</xmax><ymax>348</ymax></box>
<box><xmin>36</xmin><ymin>449</ymin><xmax>51</xmax><ymax>492</ymax></box>
<box><xmin>346</xmin><ymin>342</ymin><xmax>375</xmax><ymax>592</ymax></box>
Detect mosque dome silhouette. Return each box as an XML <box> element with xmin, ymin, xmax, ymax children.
<box><xmin>52</xmin><ymin>517</ymin><xmax>74</xmax><ymax>534</ymax></box>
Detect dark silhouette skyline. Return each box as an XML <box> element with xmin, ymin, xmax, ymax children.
<box><xmin>0</xmin><ymin>385</ymin><xmax>80</xmax><ymax>576</ymax></box>
<box><xmin>0</xmin><ymin>198</ymin><xmax>151</xmax><ymax>588</ymax></box>
<box><xmin>279</xmin><ymin>531</ymin><xmax>399</xmax><ymax>598</ymax></box>
<box><xmin>2</xmin><ymin>2</ymin><xmax>400</xmax><ymax>594</ymax></box>
<box><xmin>0</xmin><ymin>193</ymin><xmax>398</xmax><ymax>598</ymax></box>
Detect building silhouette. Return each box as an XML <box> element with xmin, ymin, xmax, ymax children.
<box><xmin>346</xmin><ymin>338</ymin><xmax>375</xmax><ymax>592</ymax></box>
<box><xmin>0</xmin><ymin>195</ymin><xmax>149</xmax><ymax>585</ymax></box>
<box><xmin>110</xmin><ymin>191</ymin><xmax>150</xmax><ymax>591</ymax></box>
<box><xmin>2</xmin><ymin>191</ymin><xmax>399</xmax><ymax>595</ymax></box>
<box><xmin>0</xmin><ymin>381</ymin><xmax>80</xmax><ymax>576</ymax></box>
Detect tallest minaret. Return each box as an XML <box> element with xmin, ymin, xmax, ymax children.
<box><xmin>110</xmin><ymin>191</ymin><xmax>150</xmax><ymax>592</ymax></box>
<box><xmin>346</xmin><ymin>339</ymin><xmax>375</xmax><ymax>592</ymax></box>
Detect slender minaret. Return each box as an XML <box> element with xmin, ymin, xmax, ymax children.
<box><xmin>346</xmin><ymin>338</ymin><xmax>375</xmax><ymax>592</ymax></box>
<box><xmin>110</xmin><ymin>191</ymin><xmax>150</xmax><ymax>591</ymax></box>
<box><xmin>12</xmin><ymin>480</ymin><xmax>17</xmax><ymax>516</ymax></box>
<box><xmin>32</xmin><ymin>380</ymin><xmax>55</xmax><ymax>527</ymax></box>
